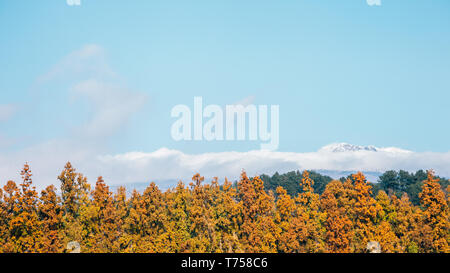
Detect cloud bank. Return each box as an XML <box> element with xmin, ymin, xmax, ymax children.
<box><xmin>0</xmin><ymin>104</ymin><xmax>16</xmax><ymax>122</ymax></box>
<box><xmin>96</xmin><ymin>144</ymin><xmax>450</xmax><ymax>185</ymax></box>
<box><xmin>2</xmin><ymin>142</ymin><xmax>448</xmax><ymax>190</ymax></box>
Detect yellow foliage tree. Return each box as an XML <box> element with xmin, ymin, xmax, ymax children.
<box><xmin>348</xmin><ymin>172</ymin><xmax>380</xmax><ymax>252</ymax></box>
<box><xmin>320</xmin><ymin>180</ymin><xmax>353</xmax><ymax>253</ymax></box>
<box><xmin>294</xmin><ymin>171</ymin><xmax>326</xmax><ymax>252</ymax></box>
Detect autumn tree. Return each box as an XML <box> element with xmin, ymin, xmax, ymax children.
<box><xmin>0</xmin><ymin>187</ymin><xmax>7</xmax><ymax>251</ymax></box>
<box><xmin>237</xmin><ymin>172</ymin><xmax>278</xmax><ymax>253</ymax></box>
<box><xmin>418</xmin><ymin>170</ymin><xmax>449</xmax><ymax>253</ymax></box>
<box><xmin>0</xmin><ymin>180</ymin><xmax>20</xmax><ymax>252</ymax></box>
<box><xmin>294</xmin><ymin>171</ymin><xmax>326</xmax><ymax>252</ymax></box>
<box><xmin>0</xmin><ymin>162</ymin><xmax>449</xmax><ymax>254</ymax></box>
<box><xmin>185</xmin><ymin>174</ymin><xmax>217</xmax><ymax>252</ymax></box>
<box><xmin>373</xmin><ymin>190</ymin><xmax>400</xmax><ymax>252</ymax></box>
<box><xmin>38</xmin><ymin>185</ymin><xmax>64</xmax><ymax>252</ymax></box>
<box><xmin>320</xmin><ymin>180</ymin><xmax>353</xmax><ymax>253</ymax></box>
<box><xmin>113</xmin><ymin>186</ymin><xmax>130</xmax><ymax>252</ymax></box>
<box><xmin>91</xmin><ymin>176</ymin><xmax>117</xmax><ymax>252</ymax></box>
<box><xmin>210</xmin><ymin>178</ymin><xmax>242</xmax><ymax>253</ymax></box>
<box><xmin>141</xmin><ymin>182</ymin><xmax>168</xmax><ymax>252</ymax></box>
<box><xmin>275</xmin><ymin>186</ymin><xmax>301</xmax><ymax>252</ymax></box>
<box><xmin>58</xmin><ymin>162</ymin><xmax>92</xmax><ymax>250</ymax></box>
<box><xmin>59</xmin><ymin>162</ymin><xmax>79</xmax><ymax>218</ymax></box>
<box><xmin>122</xmin><ymin>189</ymin><xmax>143</xmax><ymax>252</ymax></box>
<box><xmin>8</xmin><ymin>164</ymin><xmax>42</xmax><ymax>252</ymax></box>
<box><xmin>347</xmin><ymin>172</ymin><xmax>380</xmax><ymax>252</ymax></box>
<box><xmin>390</xmin><ymin>193</ymin><xmax>421</xmax><ymax>253</ymax></box>
<box><xmin>123</xmin><ymin>182</ymin><xmax>168</xmax><ymax>252</ymax></box>
<box><xmin>164</xmin><ymin>182</ymin><xmax>192</xmax><ymax>253</ymax></box>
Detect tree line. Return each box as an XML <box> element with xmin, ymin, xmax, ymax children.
<box><xmin>261</xmin><ymin>170</ymin><xmax>449</xmax><ymax>206</ymax></box>
<box><xmin>0</xmin><ymin>162</ymin><xmax>448</xmax><ymax>253</ymax></box>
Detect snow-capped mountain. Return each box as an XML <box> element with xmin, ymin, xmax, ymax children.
<box><xmin>319</xmin><ymin>143</ymin><xmax>378</xmax><ymax>153</ymax></box>
<box><xmin>319</xmin><ymin>143</ymin><xmax>412</xmax><ymax>154</ymax></box>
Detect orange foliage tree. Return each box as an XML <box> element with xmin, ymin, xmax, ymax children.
<box><xmin>9</xmin><ymin>164</ymin><xmax>42</xmax><ymax>252</ymax></box>
<box><xmin>38</xmin><ymin>185</ymin><xmax>64</xmax><ymax>252</ymax></box>
<box><xmin>320</xmin><ymin>180</ymin><xmax>353</xmax><ymax>253</ymax></box>
<box><xmin>237</xmin><ymin>172</ymin><xmax>278</xmax><ymax>253</ymax></box>
<box><xmin>418</xmin><ymin>170</ymin><xmax>449</xmax><ymax>253</ymax></box>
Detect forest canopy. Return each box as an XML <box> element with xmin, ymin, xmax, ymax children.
<box><xmin>261</xmin><ymin>169</ymin><xmax>449</xmax><ymax>206</ymax></box>
<box><xmin>0</xmin><ymin>163</ymin><xmax>448</xmax><ymax>253</ymax></box>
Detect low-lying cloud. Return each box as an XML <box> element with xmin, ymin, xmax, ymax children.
<box><xmin>2</xmin><ymin>143</ymin><xmax>448</xmax><ymax>190</ymax></box>
<box><xmin>96</xmin><ymin>145</ymin><xmax>450</xmax><ymax>185</ymax></box>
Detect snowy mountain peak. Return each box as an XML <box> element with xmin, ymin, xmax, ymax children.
<box><xmin>319</xmin><ymin>143</ymin><xmax>412</xmax><ymax>154</ymax></box>
<box><xmin>319</xmin><ymin>143</ymin><xmax>378</xmax><ymax>153</ymax></box>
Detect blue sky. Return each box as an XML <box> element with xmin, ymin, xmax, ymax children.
<box><xmin>0</xmin><ymin>0</ymin><xmax>449</xmax><ymax>186</ymax></box>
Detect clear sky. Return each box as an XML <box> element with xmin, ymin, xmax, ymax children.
<box><xmin>0</xmin><ymin>0</ymin><xmax>449</xmax><ymax>186</ymax></box>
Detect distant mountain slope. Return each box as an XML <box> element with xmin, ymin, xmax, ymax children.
<box><xmin>319</xmin><ymin>142</ymin><xmax>412</xmax><ymax>154</ymax></box>
<box><xmin>315</xmin><ymin>169</ymin><xmax>382</xmax><ymax>183</ymax></box>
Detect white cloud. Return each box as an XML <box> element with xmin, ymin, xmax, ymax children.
<box><xmin>36</xmin><ymin>44</ymin><xmax>115</xmax><ymax>84</ymax></box>
<box><xmin>233</xmin><ymin>95</ymin><xmax>256</xmax><ymax>106</ymax></box>
<box><xmin>0</xmin><ymin>104</ymin><xmax>16</xmax><ymax>122</ymax></box>
<box><xmin>367</xmin><ymin>0</ymin><xmax>381</xmax><ymax>6</ymax></box>
<box><xmin>0</xmin><ymin>134</ymin><xmax>15</xmax><ymax>149</ymax></box>
<box><xmin>0</xmin><ymin>138</ymin><xmax>94</xmax><ymax>190</ymax></box>
<box><xmin>34</xmin><ymin>44</ymin><xmax>148</xmax><ymax>139</ymax></box>
<box><xmin>71</xmin><ymin>79</ymin><xmax>148</xmax><ymax>138</ymax></box>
